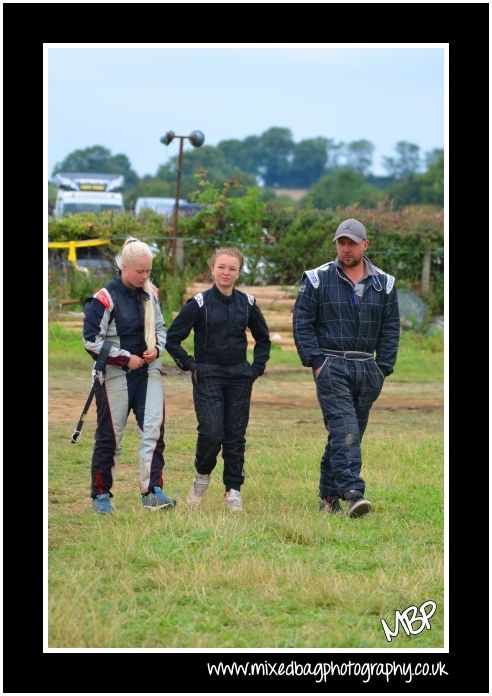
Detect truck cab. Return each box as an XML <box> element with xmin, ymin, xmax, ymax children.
<box><xmin>53</xmin><ymin>172</ymin><xmax>125</xmax><ymax>218</ymax></box>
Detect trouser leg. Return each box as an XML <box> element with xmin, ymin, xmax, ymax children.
<box><xmin>319</xmin><ymin>431</ymin><xmax>337</xmax><ymax>498</ymax></box>
<box><xmin>316</xmin><ymin>358</ymin><xmax>365</xmax><ymax>497</ymax></box>
<box><xmin>131</xmin><ymin>362</ymin><xmax>166</xmax><ymax>495</ymax></box>
<box><xmin>91</xmin><ymin>367</ymin><xmax>128</xmax><ymax>498</ymax></box>
<box><xmin>193</xmin><ymin>368</ymin><xmax>225</xmax><ymax>475</ymax></box>
<box><xmin>222</xmin><ymin>371</ymin><xmax>253</xmax><ymax>491</ymax></box>
<box><xmin>354</xmin><ymin>359</ymin><xmax>385</xmax><ymax>443</ymax></box>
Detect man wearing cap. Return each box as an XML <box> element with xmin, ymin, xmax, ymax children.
<box><xmin>293</xmin><ymin>218</ymin><xmax>400</xmax><ymax>517</ymax></box>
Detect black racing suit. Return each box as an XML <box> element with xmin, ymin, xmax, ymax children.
<box><xmin>293</xmin><ymin>256</ymin><xmax>400</xmax><ymax>499</ymax></box>
<box><xmin>166</xmin><ymin>284</ymin><xmax>271</xmax><ymax>491</ymax></box>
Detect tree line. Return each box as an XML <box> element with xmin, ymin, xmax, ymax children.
<box><xmin>50</xmin><ymin>127</ymin><xmax>443</xmax><ymax>210</ymax></box>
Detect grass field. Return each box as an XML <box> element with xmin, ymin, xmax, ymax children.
<box><xmin>48</xmin><ymin>325</ymin><xmax>444</xmax><ymax>648</ymax></box>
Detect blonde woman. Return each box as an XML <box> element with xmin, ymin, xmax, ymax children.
<box><xmin>166</xmin><ymin>247</ymin><xmax>271</xmax><ymax>512</ymax></box>
<box><xmin>83</xmin><ymin>237</ymin><xmax>176</xmax><ymax>514</ymax></box>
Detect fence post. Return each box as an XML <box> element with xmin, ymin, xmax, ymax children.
<box><xmin>176</xmin><ymin>238</ymin><xmax>185</xmax><ymax>271</ymax></box>
<box><xmin>421</xmin><ymin>251</ymin><xmax>431</xmax><ymax>297</ymax></box>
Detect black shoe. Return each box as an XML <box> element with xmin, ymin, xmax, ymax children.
<box><xmin>319</xmin><ymin>496</ymin><xmax>342</xmax><ymax>514</ymax></box>
<box><xmin>344</xmin><ymin>490</ymin><xmax>372</xmax><ymax>518</ymax></box>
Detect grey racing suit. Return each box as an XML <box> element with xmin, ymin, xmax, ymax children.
<box><xmin>83</xmin><ymin>274</ymin><xmax>167</xmax><ymax>497</ymax></box>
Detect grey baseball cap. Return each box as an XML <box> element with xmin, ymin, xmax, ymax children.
<box><xmin>333</xmin><ymin>218</ymin><xmax>367</xmax><ymax>243</ymax></box>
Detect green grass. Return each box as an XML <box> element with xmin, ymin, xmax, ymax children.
<box><xmin>48</xmin><ymin>325</ymin><xmax>444</xmax><ymax>648</ymax></box>
<box><xmin>49</xmin><ymin>323</ymin><xmax>444</xmax><ymax>382</ymax></box>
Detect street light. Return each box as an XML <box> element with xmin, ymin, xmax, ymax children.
<box><xmin>160</xmin><ymin>129</ymin><xmax>205</xmax><ymax>268</ymax></box>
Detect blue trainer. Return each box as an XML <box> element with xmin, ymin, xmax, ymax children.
<box><xmin>142</xmin><ymin>486</ymin><xmax>176</xmax><ymax>510</ymax></box>
<box><xmin>92</xmin><ymin>493</ymin><xmax>112</xmax><ymax>515</ymax></box>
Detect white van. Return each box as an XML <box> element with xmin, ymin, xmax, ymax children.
<box><xmin>53</xmin><ymin>172</ymin><xmax>125</xmax><ymax>218</ymax></box>
<box><xmin>135</xmin><ymin>197</ymin><xmax>200</xmax><ymax>219</ymax></box>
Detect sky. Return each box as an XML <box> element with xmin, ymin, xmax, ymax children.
<box><xmin>46</xmin><ymin>43</ymin><xmax>445</xmax><ymax>180</ymax></box>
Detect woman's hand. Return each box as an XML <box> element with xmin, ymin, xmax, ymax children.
<box><xmin>128</xmin><ymin>354</ymin><xmax>146</xmax><ymax>370</ymax></box>
<box><xmin>143</xmin><ymin>348</ymin><xmax>158</xmax><ymax>363</ymax></box>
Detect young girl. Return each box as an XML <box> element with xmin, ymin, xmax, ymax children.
<box><xmin>83</xmin><ymin>237</ymin><xmax>176</xmax><ymax>514</ymax></box>
<box><xmin>166</xmin><ymin>248</ymin><xmax>270</xmax><ymax>511</ymax></box>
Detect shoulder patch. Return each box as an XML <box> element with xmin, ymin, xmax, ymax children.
<box><xmin>304</xmin><ymin>268</ymin><xmax>320</xmax><ymax>288</ymax></box>
<box><xmin>194</xmin><ymin>292</ymin><xmax>204</xmax><ymax>308</ymax></box>
<box><xmin>303</xmin><ymin>261</ymin><xmax>334</xmax><ymax>289</ymax></box>
<box><xmin>385</xmin><ymin>274</ymin><xmax>395</xmax><ymax>294</ymax></box>
<box><xmin>373</xmin><ymin>265</ymin><xmax>395</xmax><ymax>294</ymax></box>
<box><xmin>94</xmin><ymin>288</ymin><xmax>112</xmax><ymax>310</ymax></box>
<box><xmin>246</xmin><ymin>292</ymin><xmax>255</xmax><ymax>306</ymax></box>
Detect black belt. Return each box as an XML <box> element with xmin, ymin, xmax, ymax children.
<box><xmin>322</xmin><ymin>350</ymin><xmax>373</xmax><ymax>361</ymax></box>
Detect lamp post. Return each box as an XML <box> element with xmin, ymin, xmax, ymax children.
<box><xmin>160</xmin><ymin>129</ymin><xmax>205</xmax><ymax>268</ymax></box>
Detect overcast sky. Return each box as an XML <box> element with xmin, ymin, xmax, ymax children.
<box><xmin>47</xmin><ymin>44</ymin><xmax>445</xmax><ymax>179</ymax></box>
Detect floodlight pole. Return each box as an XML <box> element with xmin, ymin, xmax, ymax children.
<box><xmin>171</xmin><ymin>137</ymin><xmax>185</xmax><ymax>262</ymax></box>
<box><xmin>160</xmin><ymin>130</ymin><xmax>205</xmax><ymax>269</ymax></box>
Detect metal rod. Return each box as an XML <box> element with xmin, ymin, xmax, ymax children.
<box><xmin>172</xmin><ymin>136</ymin><xmax>185</xmax><ymax>262</ymax></box>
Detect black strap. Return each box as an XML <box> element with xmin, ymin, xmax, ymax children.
<box><xmin>71</xmin><ymin>341</ymin><xmax>113</xmax><ymax>443</ymax></box>
<box><xmin>94</xmin><ymin>340</ymin><xmax>112</xmax><ymax>372</ymax></box>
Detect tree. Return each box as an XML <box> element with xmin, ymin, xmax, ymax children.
<box><xmin>424</xmin><ymin>148</ymin><xmax>443</xmax><ymax>168</ymax></box>
<box><xmin>306</xmin><ymin>168</ymin><xmax>384</xmax><ymax>210</ymax></box>
<box><xmin>343</xmin><ymin>140</ymin><xmax>375</xmax><ymax>176</ymax></box>
<box><xmin>288</xmin><ymin>138</ymin><xmax>328</xmax><ymax>188</ymax></box>
<box><xmin>52</xmin><ymin>145</ymin><xmax>139</xmax><ymax>189</ymax></box>
<box><xmin>257</xmin><ymin>127</ymin><xmax>294</xmax><ymax>187</ymax></box>
<box><xmin>386</xmin><ymin>176</ymin><xmax>422</xmax><ymax>208</ymax></box>
<box><xmin>386</xmin><ymin>150</ymin><xmax>444</xmax><ymax>208</ymax></box>
<box><xmin>157</xmin><ymin>146</ymin><xmax>256</xmax><ymax>195</ymax></box>
<box><xmin>382</xmin><ymin>141</ymin><xmax>421</xmax><ymax>180</ymax></box>
<box><xmin>217</xmin><ymin>136</ymin><xmax>262</xmax><ymax>175</ymax></box>
<box><xmin>420</xmin><ymin>150</ymin><xmax>444</xmax><ymax>206</ymax></box>
<box><xmin>325</xmin><ymin>138</ymin><xmax>345</xmax><ymax>171</ymax></box>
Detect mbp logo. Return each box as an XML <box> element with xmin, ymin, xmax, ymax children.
<box><xmin>380</xmin><ymin>600</ymin><xmax>437</xmax><ymax>642</ymax></box>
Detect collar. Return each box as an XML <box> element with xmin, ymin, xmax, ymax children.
<box><xmin>115</xmin><ymin>273</ymin><xmax>149</xmax><ymax>299</ymax></box>
<box><xmin>334</xmin><ymin>256</ymin><xmax>377</xmax><ymax>280</ymax></box>
<box><xmin>212</xmin><ymin>283</ymin><xmax>235</xmax><ymax>303</ymax></box>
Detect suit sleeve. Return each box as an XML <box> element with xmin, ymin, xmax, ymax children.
<box><xmin>375</xmin><ymin>283</ymin><xmax>400</xmax><ymax>376</ymax></box>
<box><xmin>152</xmin><ymin>294</ymin><xmax>167</xmax><ymax>357</ymax></box>
<box><xmin>248</xmin><ymin>302</ymin><xmax>271</xmax><ymax>377</ymax></box>
<box><xmin>165</xmin><ymin>300</ymin><xmax>200</xmax><ymax>371</ymax></box>
<box><xmin>292</xmin><ymin>277</ymin><xmax>325</xmax><ymax>370</ymax></box>
<box><xmin>83</xmin><ymin>296</ymin><xmax>130</xmax><ymax>367</ymax></box>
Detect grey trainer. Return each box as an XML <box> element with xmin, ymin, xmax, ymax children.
<box><xmin>225</xmin><ymin>488</ymin><xmax>242</xmax><ymax>512</ymax></box>
<box><xmin>187</xmin><ymin>473</ymin><xmax>211</xmax><ymax>508</ymax></box>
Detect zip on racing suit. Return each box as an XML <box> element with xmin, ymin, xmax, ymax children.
<box><xmin>83</xmin><ymin>273</ymin><xmax>167</xmax><ymax>499</ymax></box>
<box><xmin>165</xmin><ymin>284</ymin><xmax>271</xmax><ymax>491</ymax></box>
<box><xmin>293</xmin><ymin>256</ymin><xmax>400</xmax><ymax>500</ymax></box>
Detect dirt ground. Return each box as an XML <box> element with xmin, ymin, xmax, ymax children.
<box><xmin>49</xmin><ymin>367</ymin><xmax>443</xmax><ymax>425</ymax></box>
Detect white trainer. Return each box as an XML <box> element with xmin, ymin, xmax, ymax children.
<box><xmin>225</xmin><ymin>488</ymin><xmax>243</xmax><ymax>512</ymax></box>
<box><xmin>187</xmin><ymin>473</ymin><xmax>211</xmax><ymax>508</ymax></box>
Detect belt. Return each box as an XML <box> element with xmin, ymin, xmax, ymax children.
<box><xmin>322</xmin><ymin>349</ymin><xmax>373</xmax><ymax>361</ymax></box>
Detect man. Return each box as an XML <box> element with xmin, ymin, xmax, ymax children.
<box><xmin>293</xmin><ymin>218</ymin><xmax>400</xmax><ymax>517</ymax></box>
